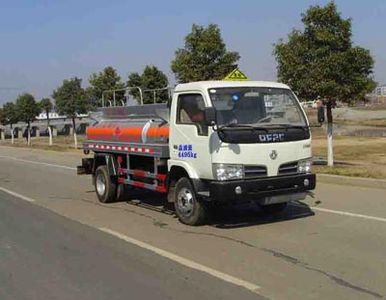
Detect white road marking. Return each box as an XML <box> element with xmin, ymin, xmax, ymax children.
<box><xmin>0</xmin><ymin>185</ymin><xmax>261</xmax><ymax>293</ymax></box>
<box><xmin>99</xmin><ymin>227</ymin><xmax>261</xmax><ymax>293</ymax></box>
<box><xmin>0</xmin><ymin>187</ymin><xmax>36</xmax><ymax>202</ymax></box>
<box><xmin>311</xmin><ymin>206</ymin><xmax>386</xmax><ymax>223</ymax></box>
<box><xmin>1</xmin><ymin>184</ymin><xmax>385</xmax><ymax>294</ymax></box>
<box><xmin>0</xmin><ymin>155</ymin><xmax>76</xmax><ymax>170</ymax></box>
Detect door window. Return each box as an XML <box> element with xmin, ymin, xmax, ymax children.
<box><xmin>177</xmin><ymin>94</ymin><xmax>207</xmax><ymax>135</ymax></box>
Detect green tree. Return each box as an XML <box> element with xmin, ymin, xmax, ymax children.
<box><xmin>39</xmin><ymin>98</ymin><xmax>54</xmax><ymax>145</ymax></box>
<box><xmin>89</xmin><ymin>66</ymin><xmax>125</xmax><ymax>107</ymax></box>
<box><xmin>3</xmin><ymin>102</ymin><xmax>19</xmax><ymax>127</ymax></box>
<box><xmin>0</xmin><ymin>108</ymin><xmax>6</xmax><ymax>126</ymax></box>
<box><xmin>3</xmin><ymin>102</ymin><xmax>19</xmax><ymax>144</ymax></box>
<box><xmin>53</xmin><ymin>77</ymin><xmax>88</xmax><ymax>148</ymax></box>
<box><xmin>127</xmin><ymin>65</ymin><xmax>169</xmax><ymax>104</ymax></box>
<box><xmin>0</xmin><ymin>108</ymin><xmax>5</xmax><ymax>140</ymax></box>
<box><xmin>171</xmin><ymin>24</ymin><xmax>240</xmax><ymax>83</ymax></box>
<box><xmin>273</xmin><ymin>2</ymin><xmax>375</xmax><ymax>166</ymax></box>
<box><xmin>15</xmin><ymin>93</ymin><xmax>41</xmax><ymax>145</ymax></box>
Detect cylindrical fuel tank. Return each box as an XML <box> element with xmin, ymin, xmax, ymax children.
<box><xmin>86</xmin><ymin>104</ymin><xmax>170</xmax><ymax>145</ymax></box>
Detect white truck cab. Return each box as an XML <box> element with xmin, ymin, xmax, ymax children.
<box><xmin>168</xmin><ymin>81</ymin><xmax>315</xmax><ymax>222</ymax></box>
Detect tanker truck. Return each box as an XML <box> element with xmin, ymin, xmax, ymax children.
<box><xmin>77</xmin><ymin>81</ymin><xmax>316</xmax><ymax>225</ymax></box>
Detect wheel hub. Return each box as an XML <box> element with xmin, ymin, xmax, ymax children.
<box><xmin>176</xmin><ymin>187</ymin><xmax>194</xmax><ymax>216</ymax></box>
<box><xmin>96</xmin><ymin>173</ymin><xmax>106</xmax><ymax>196</ymax></box>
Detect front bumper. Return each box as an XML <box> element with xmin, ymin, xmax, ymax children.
<box><xmin>209</xmin><ymin>173</ymin><xmax>316</xmax><ymax>203</ymax></box>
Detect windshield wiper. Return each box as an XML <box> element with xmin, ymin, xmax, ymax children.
<box><xmin>256</xmin><ymin>124</ymin><xmax>309</xmax><ymax>132</ymax></box>
<box><xmin>218</xmin><ymin>123</ymin><xmax>269</xmax><ymax>132</ymax></box>
<box><xmin>271</xmin><ymin>124</ymin><xmax>308</xmax><ymax>131</ymax></box>
<box><xmin>218</xmin><ymin>122</ymin><xmax>308</xmax><ymax>132</ymax></box>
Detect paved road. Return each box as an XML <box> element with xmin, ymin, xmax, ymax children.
<box><xmin>0</xmin><ymin>191</ymin><xmax>260</xmax><ymax>300</ymax></box>
<box><xmin>0</xmin><ymin>146</ymin><xmax>385</xmax><ymax>299</ymax></box>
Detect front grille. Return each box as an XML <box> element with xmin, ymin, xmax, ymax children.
<box><xmin>278</xmin><ymin>161</ymin><xmax>298</xmax><ymax>175</ymax></box>
<box><xmin>244</xmin><ymin>165</ymin><xmax>267</xmax><ymax>178</ymax></box>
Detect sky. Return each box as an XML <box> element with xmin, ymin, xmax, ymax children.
<box><xmin>0</xmin><ymin>0</ymin><xmax>385</xmax><ymax>104</ymax></box>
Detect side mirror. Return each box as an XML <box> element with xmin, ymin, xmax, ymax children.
<box><xmin>204</xmin><ymin>107</ymin><xmax>216</xmax><ymax>126</ymax></box>
<box><xmin>317</xmin><ymin>106</ymin><xmax>325</xmax><ymax>123</ymax></box>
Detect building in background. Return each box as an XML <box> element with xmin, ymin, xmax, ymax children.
<box><xmin>366</xmin><ymin>84</ymin><xmax>386</xmax><ymax>106</ymax></box>
<box><xmin>374</xmin><ymin>85</ymin><xmax>386</xmax><ymax>97</ymax></box>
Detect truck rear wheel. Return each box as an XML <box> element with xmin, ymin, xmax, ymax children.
<box><xmin>174</xmin><ymin>177</ymin><xmax>207</xmax><ymax>226</ymax></box>
<box><xmin>94</xmin><ymin>165</ymin><xmax>117</xmax><ymax>203</ymax></box>
<box><xmin>116</xmin><ymin>184</ymin><xmax>131</xmax><ymax>202</ymax></box>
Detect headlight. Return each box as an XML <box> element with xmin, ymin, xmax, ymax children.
<box><xmin>297</xmin><ymin>159</ymin><xmax>312</xmax><ymax>173</ymax></box>
<box><xmin>213</xmin><ymin>164</ymin><xmax>244</xmax><ymax>181</ymax></box>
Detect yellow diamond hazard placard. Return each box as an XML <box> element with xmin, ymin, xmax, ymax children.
<box><xmin>223</xmin><ymin>68</ymin><xmax>249</xmax><ymax>81</ymax></box>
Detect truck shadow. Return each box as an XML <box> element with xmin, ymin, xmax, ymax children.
<box><xmin>123</xmin><ymin>190</ymin><xmax>175</xmax><ymax>215</ymax></box>
<box><xmin>120</xmin><ymin>190</ymin><xmax>314</xmax><ymax>228</ymax></box>
<box><xmin>208</xmin><ymin>201</ymin><xmax>315</xmax><ymax>229</ymax></box>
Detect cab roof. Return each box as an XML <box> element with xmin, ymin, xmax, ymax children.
<box><xmin>174</xmin><ymin>80</ymin><xmax>290</xmax><ymax>92</ymax></box>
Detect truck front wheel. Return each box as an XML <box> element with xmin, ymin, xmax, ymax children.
<box><xmin>174</xmin><ymin>177</ymin><xmax>207</xmax><ymax>226</ymax></box>
<box><xmin>94</xmin><ymin>165</ymin><xmax>117</xmax><ymax>203</ymax></box>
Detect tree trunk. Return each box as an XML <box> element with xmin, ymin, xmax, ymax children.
<box><xmin>47</xmin><ymin>113</ymin><xmax>52</xmax><ymax>146</ymax></box>
<box><xmin>72</xmin><ymin>117</ymin><xmax>78</xmax><ymax>149</ymax></box>
<box><xmin>48</xmin><ymin>126</ymin><xmax>53</xmax><ymax>146</ymax></box>
<box><xmin>326</xmin><ymin>101</ymin><xmax>334</xmax><ymax>167</ymax></box>
<box><xmin>11</xmin><ymin>124</ymin><xmax>14</xmax><ymax>144</ymax></box>
<box><xmin>27</xmin><ymin>121</ymin><xmax>31</xmax><ymax>146</ymax></box>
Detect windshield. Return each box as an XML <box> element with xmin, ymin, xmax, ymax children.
<box><xmin>208</xmin><ymin>87</ymin><xmax>307</xmax><ymax>127</ymax></box>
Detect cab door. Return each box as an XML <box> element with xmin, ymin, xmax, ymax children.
<box><xmin>169</xmin><ymin>92</ymin><xmax>213</xmax><ymax>180</ymax></box>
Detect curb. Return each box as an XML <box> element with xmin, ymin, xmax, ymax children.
<box><xmin>317</xmin><ymin>173</ymin><xmax>386</xmax><ymax>190</ymax></box>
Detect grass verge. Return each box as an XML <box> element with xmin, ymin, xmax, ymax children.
<box><xmin>0</xmin><ymin>135</ymin><xmax>85</xmax><ymax>152</ymax></box>
<box><xmin>1</xmin><ymin>134</ymin><xmax>385</xmax><ymax>179</ymax></box>
<box><xmin>312</xmin><ymin>135</ymin><xmax>386</xmax><ymax>179</ymax></box>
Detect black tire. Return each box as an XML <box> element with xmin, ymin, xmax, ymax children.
<box><xmin>116</xmin><ymin>184</ymin><xmax>131</xmax><ymax>202</ymax></box>
<box><xmin>94</xmin><ymin>165</ymin><xmax>117</xmax><ymax>203</ymax></box>
<box><xmin>174</xmin><ymin>177</ymin><xmax>207</xmax><ymax>226</ymax></box>
<box><xmin>260</xmin><ymin>202</ymin><xmax>288</xmax><ymax>214</ymax></box>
